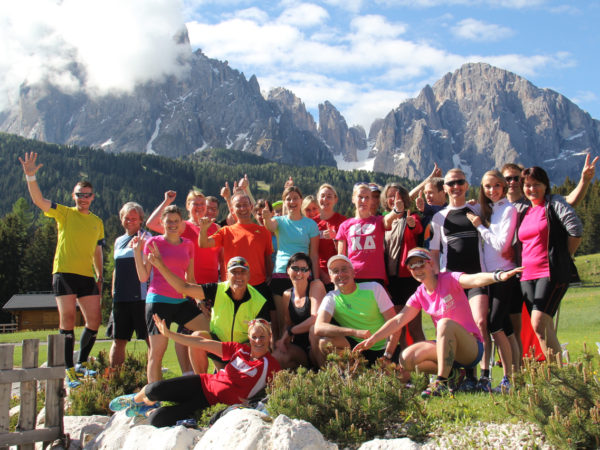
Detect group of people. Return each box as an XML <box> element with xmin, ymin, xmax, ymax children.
<box><xmin>19</xmin><ymin>150</ymin><xmax>596</xmax><ymax>425</ymax></box>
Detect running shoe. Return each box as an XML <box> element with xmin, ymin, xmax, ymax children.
<box><xmin>109</xmin><ymin>394</ymin><xmax>139</xmax><ymax>412</ymax></box>
<box><xmin>475</xmin><ymin>376</ymin><xmax>492</xmax><ymax>393</ymax></box>
<box><xmin>75</xmin><ymin>362</ymin><xmax>97</xmax><ymax>377</ymax></box>
<box><xmin>65</xmin><ymin>367</ymin><xmax>81</xmax><ymax>389</ymax></box>
<box><xmin>126</xmin><ymin>401</ymin><xmax>160</xmax><ymax>418</ymax></box>
<box><xmin>448</xmin><ymin>368</ymin><xmax>466</xmax><ymax>392</ymax></box>
<box><xmin>492</xmin><ymin>376</ymin><xmax>511</xmax><ymax>394</ymax></box>
<box><xmin>421</xmin><ymin>381</ymin><xmax>451</xmax><ymax>399</ymax></box>
<box><xmin>455</xmin><ymin>376</ymin><xmax>478</xmax><ymax>392</ymax></box>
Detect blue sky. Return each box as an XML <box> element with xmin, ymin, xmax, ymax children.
<box><xmin>1</xmin><ymin>0</ymin><xmax>598</xmax><ymax>133</ymax></box>
<box><xmin>183</xmin><ymin>0</ymin><xmax>599</xmax><ymax>130</ymax></box>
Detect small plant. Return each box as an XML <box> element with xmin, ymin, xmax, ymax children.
<box><xmin>67</xmin><ymin>350</ymin><xmax>148</xmax><ymax>416</ymax></box>
<box><xmin>267</xmin><ymin>349</ymin><xmax>432</xmax><ymax>445</ymax></box>
<box><xmin>505</xmin><ymin>344</ymin><xmax>600</xmax><ymax>449</ymax></box>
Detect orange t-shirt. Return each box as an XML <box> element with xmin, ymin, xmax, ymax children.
<box><xmin>210</xmin><ymin>223</ymin><xmax>273</xmax><ymax>285</ymax></box>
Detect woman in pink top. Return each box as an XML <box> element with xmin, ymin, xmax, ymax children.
<box><xmin>336</xmin><ymin>183</ymin><xmax>405</xmax><ymax>285</ymax></box>
<box><xmin>517</xmin><ymin>166</ymin><xmax>582</xmax><ymax>361</ymax></box>
<box><xmin>355</xmin><ymin>247</ymin><xmax>522</xmax><ymax>398</ymax></box>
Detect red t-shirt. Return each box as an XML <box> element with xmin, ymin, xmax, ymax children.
<box><xmin>210</xmin><ymin>223</ymin><xmax>273</xmax><ymax>285</ymax></box>
<box><xmin>200</xmin><ymin>342</ymin><xmax>280</xmax><ymax>405</ymax></box>
<box><xmin>396</xmin><ymin>214</ymin><xmax>423</xmax><ymax>278</ymax></box>
<box><xmin>315</xmin><ymin>212</ymin><xmax>346</xmax><ymax>273</ymax></box>
<box><xmin>182</xmin><ymin>221</ymin><xmax>221</xmax><ymax>284</ymax></box>
<box><xmin>518</xmin><ymin>203</ymin><xmax>550</xmax><ymax>281</ymax></box>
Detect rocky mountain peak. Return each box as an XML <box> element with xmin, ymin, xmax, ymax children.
<box><xmin>318</xmin><ymin>101</ymin><xmax>366</xmax><ymax>162</ymax></box>
<box><xmin>267</xmin><ymin>87</ymin><xmax>317</xmax><ymax>134</ymax></box>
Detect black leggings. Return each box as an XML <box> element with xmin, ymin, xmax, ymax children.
<box><xmin>145</xmin><ymin>375</ymin><xmax>210</xmax><ymax>427</ymax></box>
<box><xmin>488</xmin><ymin>277</ymin><xmax>518</xmax><ymax>335</ymax></box>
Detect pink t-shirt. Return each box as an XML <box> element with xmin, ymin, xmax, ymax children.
<box><xmin>336</xmin><ymin>215</ymin><xmax>386</xmax><ymax>280</ymax></box>
<box><xmin>406</xmin><ymin>272</ymin><xmax>482</xmax><ymax>342</ymax></box>
<box><xmin>144</xmin><ymin>235</ymin><xmax>194</xmax><ymax>299</ymax></box>
<box><xmin>182</xmin><ymin>221</ymin><xmax>221</xmax><ymax>284</ymax></box>
<box><xmin>518</xmin><ymin>203</ymin><xmax>550</xmax><ymax>281</ymax></box>
<box><xmin>200</xmin><ymin>342</ymin><xmax>281</xmax><ymax>405</ymax></box>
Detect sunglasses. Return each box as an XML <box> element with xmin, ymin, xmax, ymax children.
<box><xmin>290</xmin><ymin>266</ymin><xmax>310</xmax><ymax>273</ymax></box>
<box><xmin>74</xmin><ymin>192</ymin><xmax>93</xmax><ymax>198</ymax></box>
<box><xmin>248</xmin><ymin>318</ymin><xmax>269</xmax><ymax>327</ymax></box>
<box><xmin>407</xmin><ymin>260</ymin><xmax>427</xmax><ymax>270</ymax></box>
<box><xmin>444</xmin><ymin>179</ymin><xmax>466</xmax><ymax>187</ymax></box>
<box><xmin>505</xmin><ymin>176</ymin><xmax>520</xmax><ymax>183</ymax></box>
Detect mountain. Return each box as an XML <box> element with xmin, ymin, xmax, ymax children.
<box><xmin>0</xmin><ymin>32</ymin><xmax>335</xmax><ymax>168</ymax></box>
<box><xmin>371</xmin><ymin>63</ymin><xmax>600</xmax><ymax>183</ymax></box>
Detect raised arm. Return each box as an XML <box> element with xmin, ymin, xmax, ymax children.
<box><xmin>458</xmin><ymin>267</ymin><xmax>523</xmax><ymax>289</ymax></box>
<box><xmin>146</xmin><ymin>242</ymin><xmax>206</xmax><ymax>299</ymax></box>
<box><xmin>19</xmin><ymin>152</ymin><xmax>51</xmax><ymax>212</ymax></box>
<box><xmin>565</xmin><ymin>153</ymin><xmax>598</xmax><ymax>207</ymax></box>
<box><xmin>132</xmin><ymin>234</ymin><xmax>152</xmax><ymax>283</ymax></box>
<box><xmin>261</xmin><ymin>206</ymin><xmax>278</xmax><ymax>232</ymax></box>
<box><xmin>198</xmin><ymin>217</ymin><xmax>216</xmax><ymax>248</ymax></box>
<box><xmin>153</xmin><ymin>314</ymin><xmax>223</xmax><ymax>357</ymax></box>
<box><xmin>409</xmin><ymin>163</ymin><xmax>442</xmax><ymax>200</ymax></box>
<box><xmin>146</xmin><ymin>191</ymin><xmax>176</xmax><ymax>233</ymax></box>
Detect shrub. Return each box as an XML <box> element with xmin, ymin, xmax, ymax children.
<box><xmin>67</xmin><ymin>350</ymin><xmax>148</xmax><ymax>416</ymax></box>
<box><xmin>505</xmin><ymin>344</ymin><xmax>600</xmax><ymax>449</ymax></box>
<box><xmin>267</xmin><ymin>349</ymin><xmax>431</xmax><ymax>445</ymax></box>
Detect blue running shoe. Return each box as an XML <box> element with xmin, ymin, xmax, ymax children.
<box><xmin>65</xmin><ymin>367</ymin><xmax>81</xmax><ymax>389</ymax></box>
<box><xmin>475</xmin><ymin>376</ymin><xmax>492</xmax><ymax>393</ymax></box>
<box><xmin>75</xmin><ymin>362</ymin><xmax>97</xmax><ymax>377</ymax></box>
<box><xmin>109</xmin><ymin>394</ymin><xmax>138</xmax><ymax>412</ymax></box>
<box><xmin>126</xmin><ymin>402</ymin><xmax>160</xmax><ymax>418</ymax></box>
<box><xmin>421</xmin><ymin>381</ymin><xmax>450</xmax><ymax>399</ymax></box>
<box><xmin>456</xmin><ymin>376</ymin><xmax>478</xmax><ymax>393</ymax></box>
<box><xmin>492</xmin><ymin>376</ymin><xmax>511</xmax><ymax>394</ymax></box>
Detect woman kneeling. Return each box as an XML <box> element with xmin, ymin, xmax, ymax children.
<box><xmin>354</xmin><ymin>248</ymin><xmax>522</xmax><ymax>398</ymax></box>
<box><xmin>110</xmin><ymin>315</ymin><xmax>280</xmax><ymax>427</ymax></box>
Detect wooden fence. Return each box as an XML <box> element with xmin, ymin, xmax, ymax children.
<box><xmin>0</xmin><ymin>324</ymin><xmax>17</xmax><ymax>334</ymax></box>
<box><xmin>0</xmin><ymin>335</ymin><xmax>67</xmax><ymax>449</ymax></box>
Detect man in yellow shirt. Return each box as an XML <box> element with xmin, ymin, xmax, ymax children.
<box><xmin>20</xmin><ymin>152</ymin><xmax>104</xmax><ymax>388</ymax></box>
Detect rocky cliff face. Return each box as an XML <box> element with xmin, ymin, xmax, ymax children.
<box><xmin>372</xmin><ymin>63</ymin><xmax>600</xmax><ymax>183</ymax></box>
<box><xmin>0</xmin><ymin>42</ymin><xmax>335</xmax><ymax>167</ymax></box>
<box><xmin>318</xmin><ymin>101</ymin><xmax>366</xmax><ymax>162</ymax></box>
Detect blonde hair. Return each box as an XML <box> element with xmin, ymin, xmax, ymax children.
<box><xmin>247</xmin><ymin>319</ymin><xmax>273</xmax><ymax>352</ymax></box>
<box><xmin>186</xmin><ymin>189</ymin><xmax>205</xmax><ymax>207</ymax></box>
<box><xmin>301</xmin><ymin>195</ymin><xmax>319</xmax><ymax>216</ymax></box>
<box><xmin>317</xmin><ymin>183</ymin><xmax>338</xmax><ymax>198</ymax></box>
<box><xmin>119</xmin><ymin>202</ymin><xmax>144</xmax><ymax>222</ymax></box>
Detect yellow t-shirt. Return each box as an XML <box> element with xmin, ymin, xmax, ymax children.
<box><xmin>45</xmin><ymin>203</ymin><xmax>105</xmax><ymax>277</ymax></box>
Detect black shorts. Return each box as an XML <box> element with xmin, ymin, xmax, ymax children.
<box><xmin>465</xmin><ymin>286</ymin><xmax>487</xmax><ymax>299</ymax></box>
<box><xmin>146</xmin><ymin>301</ymin><xmax>202</xmax><ymax>336</ymax></box>
<box><xmin>270</xmin><ymin>275</ymin><xmax>292</xmax><ymax>296</ymax></box>
<box><xmin>387</xmin><ymin>276</ymin><xmax>420</xmax><ymax>307</ymax></box>
<box><xmin>52</xmin><ymin>273</ymin><xmax>98</xmax><ymax>297</ymax></box>
<box><xmin>344</xmin><ymin>336</ymin><xmax>384</xmax><ymax>366</ymax></box>
<box><xmin>107</xmin><ymin>301</ymin><xmax>148</xmax><ymax>341</ymax></box>
<box><xmin>520</xmin><ymin>277</ymin><xmax>568</xmax><ymax>318</ymax></box>
<box><xmin>487</xmin><ymin>278</ymin><xmax>518</xmax><ymax>336</ymax></box>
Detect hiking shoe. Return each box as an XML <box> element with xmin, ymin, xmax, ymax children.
<box><xmin>126</xmin><ymin>401</ymin><xmax>160</xmax><ymax>418</ymax></box>
<box><xmin>421</xmin><ymin>381</ymin><xmax>451</xmax><ymax>399</ymax></box>
<box><xmin>109</xmin><ymin>394</ymin><xmax>139</xmax><ymax>412</ymax></box>
<box><xmin>492</xmin><ymin>376</ymin><xmax>511</xmax><ymax>394</ymax></box>
<box><xmin>448</xmin><ymin>368</ymin><xmax>466</xmax><ymax>392</ymax></box>
<box><xmin>65</xmin><ymin>367</ymin><xmax>81</xmax><ymax>388</ymax></box>
<box><xmin>75</xmin><ymin>362</ymin><xmax>97</xmax><ymax>377</ymax></box>
<box><xmin>456</xmin><ymin>376</ymin><xmax>478</xmax><ymax>392</ymax></box>
<box><xmin>475</xmin><ymin>376</ymin><xmax>492</xmax><ymax>393</ymax></box>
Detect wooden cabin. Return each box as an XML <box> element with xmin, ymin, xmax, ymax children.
<box><xmin>2</xmin><ymin>293</ymin><xmax>84</xmax><ymax>330</ymax></box>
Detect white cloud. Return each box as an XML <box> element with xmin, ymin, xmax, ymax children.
<box><xmin>232</xmin><ymin>7</ymin><xmax>270</xmax><ymax>23</ymax></box>
<box><xmin>0</xmin><ymin>0</ymin><xmax>189</xmax><ymax>109</ymax></box>
<box><xmin>452</xmin><ymin>18</ymin><xmax>514</xmax><ymax>41</ymax></box>
<box><xmin>320</xmin><ymin>0</ymin><xmax>364</xmax><ymax>13</ymax></box>
<box><xmin>478</xmin><ymin>52</ymin><xmax>574</xmax><ymax>77</ymax></box>
<box><xmin>378</xmin><ymin>0</ymin><xmax>548</xmax><ymax>8</ymax></box>
<box><xmin>277</xmin><ymin>3</ymin><xmax>329</xmax><ymax>27</ymax></box>
<box><xmin>571</xmin><ymin>90</ymin><xmax>598</xmax><ymax>105</ymax></box>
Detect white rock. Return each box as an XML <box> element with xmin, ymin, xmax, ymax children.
<box><xmin>63</xmin><ymin>415</ymin><xmax>110</xmax><ymax>450</ymax></box>
<box><xmin>195</xmin><ymin>409</ymin><xmax>270</xmax><ymax>450</ymax></box>
<box><xmin>269</xmin><ymin>414</ymin><xmax>337</xmax><ymax>449</ymax></box>
<box><xmin>359</xmin><ymin>438</ymin><xmax>421</xmax><ymax>449</ymax></box>
<box><xmin>85</xmin><ymin>411</ymin><xmax>204</xmax><ymax>450</ymax></box>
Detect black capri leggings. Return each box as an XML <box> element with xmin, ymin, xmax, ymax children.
<box><xmin>145</xmin><ymin>375</ymin><xmax>210</xmax><ymax>427</ymax></box>
<box><xmin>487</xmin><ymin>277</ymin><xmax>519</xmax><ymax>336</ymax></box>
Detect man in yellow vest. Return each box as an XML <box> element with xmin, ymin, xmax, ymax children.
<box><xmin>146</xmin><ymin>248</ymin><xmax>273</xmax><ymax>373</ymax></box>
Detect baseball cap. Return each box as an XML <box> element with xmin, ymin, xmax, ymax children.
<box><xmin>368</xmin><ymin>183</ymin><xmax>381</xmax><ymax>193</ymax></box>
<box><xmin>327</xmin><ymin>254</ymin><xmax>353</xmax><ymax>269</ymax></box>
<box><xmin>404</xmin><ymin>248</ymin><xmax>431</xmax><ymax>265</ymax></box>
<box><xmin>227</xmin><ymin>256</ymin><xmax>250</xmax><ymax>272</ymax></box>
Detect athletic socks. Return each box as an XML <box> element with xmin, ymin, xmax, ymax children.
<box><xmin>60</xmin><ymin>329</ymin><xmax>75</xmax><ymax>368</ymax></box>
<box><xmin>78</xmin><ymin>327</ymin><xmax>98</xmax><ymax>364</ymax></box>
<box><xmin>466</xmin><ymin>367</ymin><xmax>477</xmax><ymax>380</ymax></box>
<box><xmin>481</xmin><ymin>369</ymin><xmax>490</xmax><ymax>378</ymax></box>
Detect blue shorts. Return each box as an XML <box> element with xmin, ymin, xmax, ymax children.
<box><xmin>454</xmin><ymin>339</ymin><xmax>484</xmax><ymax>369</ymax></box>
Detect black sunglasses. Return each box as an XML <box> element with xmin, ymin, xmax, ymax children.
<box><xmin>505</xmin><ymin>176</ymin><xmax>520</xmax><ymax>183</ymax></box>
<box><xmin>290</xmin><ymin>266</ymin><xmax>310</xmax><ymax>273</ymax></box>
<box><xmin>445</xmin><ymin>179</ymin><xmax>467</xmax><ymax>187</ymax></box>
<box><xmin>75</xmin><ymin>192</ymin><xmax>93</xmax><ymax>198</ymax></box>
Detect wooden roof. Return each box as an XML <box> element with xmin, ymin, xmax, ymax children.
<box><xmin>3</xmin><ymin>293</ymin><xmax>57</xmax><ymax>311</ymax></box>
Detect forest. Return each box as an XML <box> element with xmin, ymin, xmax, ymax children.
<box><xmin>1</xmin><ymin>132</ymin><xmax>599</xmax><ymax>321</ymax></box>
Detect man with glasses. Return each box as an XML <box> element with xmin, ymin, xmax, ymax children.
<box><xmin>314</xmin><ymin>255</ymin><xmax>397</xmax><ymax>366</ymax></box>
<box><xmin>19</xmin><ymin>152</ymin><xmax>105</xmax><ymax>388</ymax></box>
<box><xmin>146</xmin><ymin>252</ymin><xmax>274</xmax><ymax>372</ymax></box>
<box><xmin>429</xmin><ymin>168</ymin><xmax>490</xmax><ymax>391</ymax></box>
